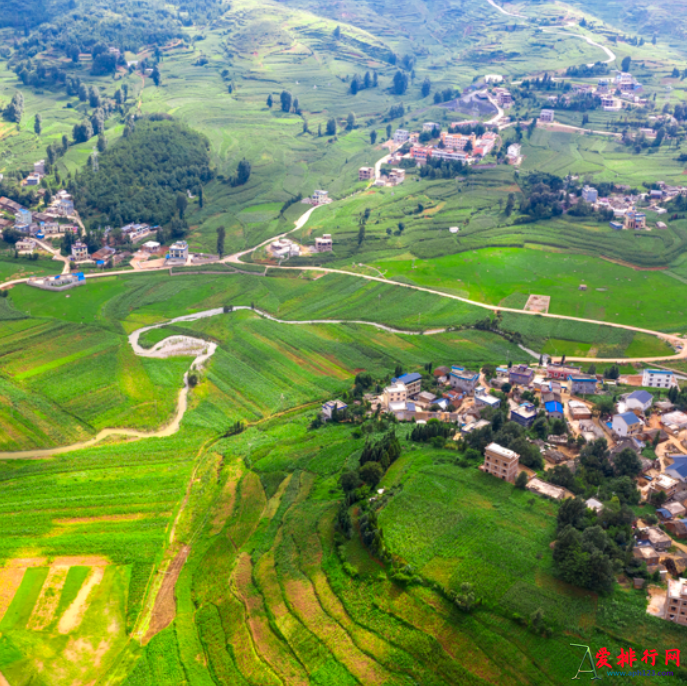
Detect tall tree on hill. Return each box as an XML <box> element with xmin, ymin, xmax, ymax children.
<box><xmin>216</xmin><ymin>225</ymin><xmax>225</xmax><ymax>258</ymax></box>
<box><xmin>317</xmin><ymin>123</ymin><xmax>322</xmax><ymax>137</ymax></box>
<box><xmin>88</xmin><ymin>86</ymin><xmax>101</xmax><ymax>108</ymax></box>
<box><xmin>292</xmin><ymin>97</ymin><xmax>300</xmax><ymax>114</ymax></box>
<box><xmin>176</xmin><ymin>192</ymin><xmax>188</xmax><ymax>218</ymax></box>
<box><xmin>4</xmin><ymin>92</ymin><xmax>23</xmax><ymax>124</ymax></box>
<box><xmin>280</xmin><ymin>90</ymin><xmax>292</xmax><ymax>113</ymax></box>
<box><xmin>152</xmin><ymin>64</ymin><xmax>161</xmax><ymax>86</ymax></box>
<box><xmin>350</xmin><ymin>76</ymin><xmax>359</xmax><ymax>95</ymax></box>
<box><xmin>370</xmin><ymin>130</ymin><xmax>377</xmax><ymax>145</ymax></box>
<box><xmin>346</xmin><ymin>112</ymin><xmax>355</xmax><ymax>130</ymax></box>
<box><xmin>61</xmin><ymin>134</ymin><xmax>69</xmax><ymax>153</ymax></box>
<box><xmin>122</xmin><ymin>84</ymin><xmax>129</xmax><ymax>101</ymax></box>
<box><xmin>97</xmin><ymin>134</ymin><xmax>107</xmax><ymax>153</ymax></box>
<box><xmin>373</xmin><ymin>71</ymin><xmax>378</xmax><ymax>87</ymax></box>
<box><xmin>34</xmin><ymin>113</ymin><xmax>42</xmax><ymax>135</ymax></box>
<box><xmin>421</xmin><ymin>77</ymin><xmax>431</xmax><ymax>97</ymax></box>
<box><xmin>198</xmin><ymin>186</ymin><xmax>203</xmax><ymax>208</ymax></box>
<box><xmin>621</xmin><ymin>55</ymin><xmax>632</xmax><ymax>72</ymax></box>
<box><xmin>393</xmin><ymin>70</ymin><xmax>408</xmax><ymax>95</ymax></box>
<box><xmin>266</xmin><ymin>94</ymin><xmax>273</xmax><ymax>108</ymax></box>
<box><xmin>363</xmin><ymin>71</ymin><xmax>371</xmax><ymax>89</ymax></box>
<box><xmin>326</xmin><ymin>117</ymin><xmax>336</xmax><ymax>136</ymax></box>
<box><xmin>386</xmin><ymin>123</ymin><xmax>392</xmax><ymax>138</ymax></box>
<box><xmin>333</xmin><ymin>25</ymin><xmax>341</xmax><ymax>39</ymax></box>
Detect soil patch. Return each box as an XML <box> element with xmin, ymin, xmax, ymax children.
<box><xmin>143</xmin><ymin>545</ymin><xmax>189</xmax><ymax>643</ymax></box>
<box><xmin>58</xmin><ymin>566</ymin><xmax>105</xmax><ymax>634</ymax></box>
<box><xmin>28</xmin><ymin>565</ymin><xmax>69</xmax><ymax>631</ymax></box>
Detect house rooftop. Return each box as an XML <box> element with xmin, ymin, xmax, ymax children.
<box><xmin>394</xmin><ymin>372</ymin><xmax>422</xmax><ymax>385</ymax></box>
<box><xmin>628</xmin><ymin>390</ymin><xmax>653</xmax><ymax>404</ymax></box>
<box><xmin>485</xmin><ymin>442</ymin><xmax>519</xmax><ymax>460</ymax></box>
<box><xmin>617</xmin><ymin>411</ymin><xmax>642</xmax><ymax>426</ymax></box>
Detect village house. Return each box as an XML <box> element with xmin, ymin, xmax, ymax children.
<box><xmin>168</xmin><ymin>240</ymin><xmax>189</xmax><ymax>261</ymax></box>
<box><xmin>15</xmin><ymin>238</ymin><xmax>35</xmax><ymax>253</ymax></box>
<box><xmin>392</xmin><ymin>372</ymin><xmax>422</xmax><ymax>397</ymax></box>
<box><xmin>661</xmin><ymin>411</ymin><xmax>687</xmax><ymax>435</ymax></box>
<box><xmin>314</xmin><ymin>234</ymin><xmax>333</xmax><ymax>252</ymax></box>
<box><xmin>612</xmin><ymin>411</ymin><xmax>644</xmax><ymax>437</ymax></box>
<box><xmin>506</xmin><ymin>143</ymin><xmax>521</xmax><ymax>164</ymax></box>
<box><xmin>387</xmin><ymin>169</ymin><xmax>405</xmax><ymax>186</ymax></box>
<box><xmin>482</xmin><ymin>442</ymin><xmax>520</xmax><ymax>483</ymax></box>
<box><xmin>410</xmin><ymin>145</ymin><xmax>432</xmax><ymax>164</ymax></box>
<box><xmin>433</xmin><ymin>366</ymin><xmax>451</xmax><ymax>383</ymax></box>
<box><xmin>544</xmin><ymin>399</ymin><xmax>564</xmax><ymax>420</ymax></box>
<box><xmin>508</xmin><ymin>364</ymin><xmax>535</xmax><ymax>387</ymax></box>
<box><xmin>643</xmin><ymin>369</ymin><xmax>678</xmax><ymax>389</ymax></box>
<box><xmin>539</xmin><ymin>109</ymin><xmax>555</xmax><ymax>123</ymax></box>
<box><xmin>142</xmin><ymin>240</ymin><xmax>160</xmax><ymax>253</ymax></box>
<box><xmin>0</xmin><ymin>197</ymin><xmax>24</xmax><ymax>214</ymax></box>
<box><xmin>430</xmin><ymin>148</ymin><xmax>470</xmax><ymax>163</ymax></box>
<box><xmin>633</xmin><ymin>545</ymin><xmax>660</xmax><ymax>568</ymax></box>
<box><xmin>91</xmin><ymin>246</ymin><xmax>116</xmax><ymax>265</ymax></box>
<box><xmin>597</xmin><ymin>78</ymin><xmax>609</xmax><ymax>94</ymax></box>
<box><xmin>652</xmin><ymin>473</ymin><xmax>680</xmax><ymax>499</ymax></box>
<box><xmin>321</xmin><ymin>400</ymin><xmax>347</xmax><ymax>421</ymax></box>
<box><xmin>71</xmin><ymin>241</ymin><xmax>88</xmax><ymax>261</ymax></box>
<box><xmin>665</xmin><ymin>455</ymin><xmax>687</xmax><ymax>484</ymax></box>
<box><xmin>642</xmin><ymin>526</ymin><xmax>673</xmax><ymax>552</ymax></box>
<box><xmin>441</xmin><ymin>132</ymin><xmax>474</xmax><ymax>150</ymax></box>
<box><xmin>493</xmin><ymin>87</ymin><xmax>513</xmax><ymax>107</ymax></box>
<box><xmin>581</xmin><ymin>186</ymin><xmax>598</xmax><ymax>203</ymax></box>
<box><xmin>526</xmin><ymin>478</ymin><xmax>566</xmax><ymax>500</ymax></box>
<box><xmin>601</xmin><ymin>96</ymin><xmax>620</xmax><ymax>111</ymax></box>
<box><xmin>270</xmin><ymin>239</ymin><xmax>300</xmax><ymax>259</ymax></box>
<box><xmin>358</xmin><ymin>167</ymin><xmax>374</xmax><ymax>181</ymax></box>
<box><xmin>449</xmin><ymin>367</ymin><xmax>480</xmax><ymax>393</ymax></box>
<box><xmin>586</xmin><ymin>497</ymin><xmax>604</xmax><ymax>513</ymax></box>
<box><xmin>474</xmin><ymin>391</ymin><xmax>501</xmax><ymax>410</ymax></box>
<box><xmin>121</xmin><ymin>223</ymin><xmax>152</xmax><ymax>241</ymax></box>
<box><xmin>568</xmin><ymin>399</ymin><xmax>592</xmax><ymax>420</ymax></box>
<box><xmin>510</xmin><ymin>402</ymin><xmax>538</xmax><ymax>428</ymax></box>
<box><xmin>624</xmin><ymin>390</ymin><xmax>653</xmax><ymax>413</ymax></box>
<box><xmin>383</xmin><ymin>383</ymin><xmax>407</xmax><ymax>406</ymax></box>
<box><xmin>625</xmin><ymin>208</ymin><xmax>646</xmax><ymax>230</ymax></box>
<box><xmin>665</xmin><ymin>577</ymin><xmax>687</xmax><ymax>626</ymax></box>
<box><xmin>15</xmin><ymin>208</ymin><xmax>32</xmax><ymax>228</ymax></box>
<box><xmin>311</xmin><ymin>190</ymin><xmax>329</xmax><ymax>205</ymax></box>
<box><xmin>393</xmin><ymin>129</ymin><xmax>410</xmax><ymax>143</ymax></box>
<box><xmin>422</xmin><ymin>122</ymin><xmax>439</xmax><ymax>132</ymax></box>
<box><xmin>547</xmin><ymin>363</ymin><xmax>581</xmax><ymax>380</ymax></box>
<box><xmin>568</xmin><ymin>374</ymin><xmax>598</xmax><ymax>395</ymax></box>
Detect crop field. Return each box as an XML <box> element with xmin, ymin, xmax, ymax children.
<box><xmin>367</xmin><ymin>247</ymin><xmax>687</xmax><ymax>335</ymax></box>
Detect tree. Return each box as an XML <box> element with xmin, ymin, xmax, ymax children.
<box><xmin>4</xmin><ymin>92</ymin><xmax>23</xmax><ymax>124</ymax></box>
<box><xmin>61</xmin><ymin>134</ymin><xmax>69</xmax><ymax>153</ymax></box>
<box><xmin>350</xmin><ymin>77</ymin><xmax>359</xmax><ymax>95</ymax></box>
<box><xmin>621</xmin><ymin>56</ymin><xmax>632</xmax><ymax>73</ymax></box>
<box><xmin>346</xmin><ymin>112</ymin><xmax>355</xmax><ymax>130</ymax></box>
<box><xmin>505</xmin><ymin>192</ymin><xmax>515</xmax><ymax>216</ymax></box>
<box><xmin>292</xmin><ymin>98</ymin><xmax>300</xmax><ymax>114</ymax></box>
<box><xmin>333</xmin><ymin>25</ymin><xmax>341</xmax><ymax>39</ymax></box>
<box><xmin>34</xmin><ymin>113</ymin><xmax>42</xmax><ymax>135</ymax></box>
<box><xmin>593</xmin><ymin>396</ymin><xmax>615</xmax><ymax>417</ymax></box>
<box><xmin>357</xmin><ymin>223</ymin><xmax>365</xmax><ymax>245</ymax></box>
<box><xmin>515</xmin><ymin>471</ymin><xmax>528</xmax><ymax>490</ymax></box>
<box><xmin>97</xmin><ymin>134</ymin><xmax>107</xmax><ymax>153</ymax></box>
<box><xmin>359</xmin><ymin>461</ymin><xmax>383</xmax><ymax>488</ymax></box>
<box><xmin>386</xmin><ymin>123</ymin><xmax>392</xmax><ymax>139</ymax></box>
<box><xmin>216</xmin><ymin>225</ymin><xmax>226</xmax><ymax>258</ymax></box>
<box><xmin>152</xmin><ymin>65</ymin><xmax>161</xmax><ymax>87</ymax></box>
<box><xmin>326</xmin><ymin>117</ymin><xmax>336</xmax><ymax>136</ymax></box>
<box><xmin>88</xmin><ymin>86</ymin><xmax>101</xmax><ymax>108</ymax></box>
<box><xmin>557</xmin><ymin>498</ymin><xmax>588</xmax><ymax>532</ymax></box>
<box><xmin>340</xmin><ymin>470</ymin><xmax>361</xmax><ymax>493</ymax></box>
<box><xmin>421</xmin><ymin>77</ymin><xmax>431</xmax><ymax>97</ymax></box>
<box><xmin>266</xmin><ymin>94</ymin><xmax>273</xmax><ymax>108</ymax></box>
<box><xmin>317</xmin><ymin>123</ymin><xmax>322</xmax><ymax>137</ymax></box>
<box><xmin>392</xmin><ymin>70</ymin><xmax>408</xmax><ymax>95</ymax></box>
<box><xmin>614</xmin><ymin>447</ymin><xmax>642</xmax><ymax>478</ymax></box>
<box><xmin>370</xmin><ymin>130</ymin><xmax>377</xmax><ymax>145</ymax></box>
<box><xmin>280</xmin><ymin>90</ymin><xmax>292</xmax><ymax>113</ymax></box>
<box><xmin>176</xmin><ymin>192</ymin><xmax>188</xmax><ymax>218</ymax></box>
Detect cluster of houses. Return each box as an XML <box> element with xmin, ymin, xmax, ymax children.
<box><xmin>386</xmin><ymin>123</ymin><xmax>499</xmax><ymax>167</ymax></box>
<box><xmin>268</xmin><ymin>233</ymin><xmax>333</xmax><ymax>261</ymax></box>
<box><xmin>576</xmin><ymin>182</ymin><xmax>687</xmax><ymax>230</ymax></box>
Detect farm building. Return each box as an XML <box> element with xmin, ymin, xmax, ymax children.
<box><xmin>314</xmin><ymin>235</ymin><xmax>333</xmax><ymax>252</ymax></box>
<box><xmin>544</xmin><ymin>400</ymin><xmax>564</xmax><ymax>420</ymax></box>
<box><xmin>358</xmin><ymin>167</ymin><xmax>374</xmax><ymax>181</ymax></box>
<box><xmin>312</xmin><ymin>190</ymin><xmax>329</xmax><ymax>205</ymax></box>
<box><xmin>665</xmin><ymin>456</ymin><xmax>687</xmax><ymax>483</ymax></box>
<box><xmin>633</xmin><ymin>546</ymin><xmax>660</xmax><ymax>567</ymax></box>
<box><xmin>568</xmin><ymin>374</ymin><xmax>598</xmax><ymax>395</ymax></box>
<box><xmin>652</xmin><ymin>473</ymin><xmax>680</xmax><ymax>499</ymax></box>
<box><xmin>474</xmin><ymin>392</ymin><xmax>500</xmax><ymax>410</ymax></box>
<box><xmin>539</xmin><ymin>109</ymin><xmax>555</xmax><ymax>123</ymax></box>
<box><xmin>568</xmin><ymin>400</ymin><xmax>591</xmax><ymax>420</ymax></box>
<box><xmin>510</xmin><ymin>402</ymin><xmax>537</xmax><ymax>428</ymax></box>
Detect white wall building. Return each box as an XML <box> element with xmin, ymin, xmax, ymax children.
<box><xmin>393</xmin><ymin>129</ymin><xmax>410</xmax><ymax>143</ymax></box>
<box><xmin>642</xmin><ymin>369</ymin><xmax>678</xmax><ymax>389</ymax></box>
<box><xmin>168</xmin><ymin>240</ymin><xmax>189</xmax><ymax>261</ymax></box>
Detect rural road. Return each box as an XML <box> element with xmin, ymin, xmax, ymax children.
<box><xmin>485</xmin><ymin>0</ymin><xmax>617</xmax><ymax>64</ymax></box>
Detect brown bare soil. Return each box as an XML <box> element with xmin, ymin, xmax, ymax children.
<box><xmin>0</xmin><ymin>568</ymin><xmax>28</xmax><ymax>622</ymax></box>
<box><xmin>53</xmin><ymin>513</ymin><xmax>155</xmax><ymax>525</ymax></box>
<box><xmin>209</xmin><ymin>460</ymin><xmax>243</xmax><ymax>536</ymax></box>
<box><xmin>143</xmin><ymin>545</ymin><xmax>189</xmax><ymax>644</ymax></box>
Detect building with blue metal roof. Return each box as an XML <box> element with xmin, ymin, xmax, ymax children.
<box><xmin>510</xmin><ymin>402</ymin><xmax>537</xmax><ymax>428</ymax></box>
<box><xmin>544</xmin><ymin>400</ymin><xmax>564</xmax><ymax>419</ymax></box>
<box><xmin>666</xmin><ymin>456</ymin><xmax>687</xmax><ymax>483</ymax></box>
<box><xmin>449</xmin><ymin>368</ymin><xmax>479</xmax><ymax>394</ymax></box>
<box><xmin>626</xmin><ymin>390</ymin><xmax>653</xmax><ymax>412</ymax></box>
<box><xmin>611</xmin><ymin>411</ymin><xmax>644</xmax><ymax>437</ymax></box>
<box><xmin>392</xmin><ymin>372</ymin><xmax>423</xmax><ymax>396</ymax></box>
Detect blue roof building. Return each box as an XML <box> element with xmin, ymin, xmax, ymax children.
<box><xmin>474</xmin><ymin>393</ymin><xmax>500</xmax><ymax>410</ymax></box>
<box><xmin>392</xmin><ymin>372</ymin><xmax>422</xmax><ymax>395</ymax></box>
<box><xmin>544</xmin><ymin>400</ymin><xmax>564</xmax><ymax>418</ymax></box>
<box><xmin>666</xmin><ymin>456</ymin><xmax>687</xmax><ymax>483</ymax></box>
<box><xmin>449</xmin><ymin>368</ymin><xmax>480</xmax><ymax>393</ymax></box>
<box><xmin>611</xmin><ymin>411</ymin><xmax>643</xmax><ymax>437</ymax></box>
<box><xmin>626</xmin><ymin>390</ymin><xmax>653</xmax><ymax>411</ymax></box>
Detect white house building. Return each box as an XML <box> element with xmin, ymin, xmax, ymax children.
<box><xmin>168</xmin><ymin>241</ymin><xmax>189</xmax><ymax>261</ymax></box>
<box><xmin>322</xmin><ymin>400</ymin><xmax>347</xmax><ymax>421</ymax></box>
<box><xmin>71</xmin><ymin>241</ymin><xmax>88</xmax><ymax>261</ymax></box>
<box><xmin>642</xmin><ymin>369</ymin><xmax>678</xmax><ymax>389</ymax></box>
<box><xmin>581</xmin><ymin>186</ymin><xmax>598</xmax><ymax>203</ymax></box>
<box><xmin>612</xmin><ymin>412</ymin><xmax>644</xmax><ymax>437</ymax></box>
<box><xmin>393</xmin><ymin>129</ymin><xmax>410</xmax><ymax>143</ymax></box>
<box><xmin>625</xmin><ymin>390</ymin><xmax>653</xmax><ymax>413</ymax></box>
<box><xmin>540</xmin><ymin>109</ymin><xmax>555</xmax><ymax>123</ymax></box>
